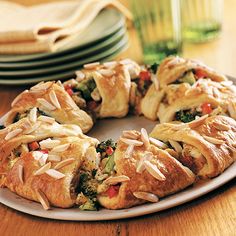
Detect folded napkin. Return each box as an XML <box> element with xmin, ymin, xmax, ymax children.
<box><xmin>0</xmin><ymin>0</ymin><xmax>132</xmax><ymax>54</ymax></box>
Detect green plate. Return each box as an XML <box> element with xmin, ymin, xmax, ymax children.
<box><xmin>0</xmin><ymin>35</ymin><xmax>129</xmax><ymax>85</ymax></box>
<box><xmin>0</xmin><ymin>9</ymin><xmax>125</xmax><ymax>63</ymax></box>
<box><xmin>0</xmin><ymin>26</ymin><xmax>126</xmax><ymax>70</ymax></box>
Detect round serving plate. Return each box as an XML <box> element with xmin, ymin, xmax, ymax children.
<box><xmin>0</xmin><ymin>9</ymin><xmax>125</xmax><ymax>63</ymax></box>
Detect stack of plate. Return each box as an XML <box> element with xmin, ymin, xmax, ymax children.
<box><xmin>0</xmin><ymin>9</ymin><xmax>128</xmax><ymax>85</ymax></box>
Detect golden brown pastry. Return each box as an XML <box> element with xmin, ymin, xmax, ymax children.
<box><xmin>4</xmin><ymin>81</ymin><xmax>93</xmax><ymax>133</ymax></box>
<box><xmin>0</xmin><ymin>117</ymin><xmax>99</xmax><ymax>209</ymax></box>
<box><xmin>150</xmin><ymin>115</ymin><xmax>236</xmax><ymax>178</ymax></box>
<box><xmin>157</xmin><ymin>78</ymin><xmax>236</xmax><ymax>123</ymax></box>
<box><xmin>157</xmin><ymin>56</ymin><xmax>227</xmax><ymax>88</ymax></box>
<box><xmin>63</xmin><ymin>59</ymin><xmax>141</xmax><ymax>119</ymax></box>
<box><xmin>96</xmin><ymin>129</ymin><xmax>195</xmax><ymax>209</ymax></box>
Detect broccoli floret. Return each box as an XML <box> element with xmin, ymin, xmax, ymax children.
<box><xmin>149</xmin><ymin>62</ymin><xmax>159</xmax><ymax>74</ymax></box>
<box><xmin>0</xmin><ymin>125</ymin><xmax>5</xmax><ymax>130</ymax></box>
<box><xmin>96</xmin><ymin>139</ymin><xmax>117</xmax><ymax>154</ymax></box>
<box><xmin>175</xmin><ymin>110</ymin><xmax>201</xmax><ymax>123</ymax></box>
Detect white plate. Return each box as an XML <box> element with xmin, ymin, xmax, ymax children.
<box><xmin>0</xmin><ymin>116</ymin><xmax>235</xmax><ymax>221</ymax></box>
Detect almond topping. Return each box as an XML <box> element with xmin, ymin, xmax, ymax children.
<box><xmin>31</xmin><ymin>82</ymin><xmax>52</xmax><ymax>91</ymax></box>
<box><xmin>49</xmin><ymin>90</ymin><xmax>61</xmax><ymax>109</ymax></box>
<box><xmin>45</xmin><ymin>169</ymin><xmax>65</xmax><ymax>179</ymax></box>
<box><xmin>136</xmin><ymin>152</ymin><xmax>153</xmax><ymax>173</ymax></box>
<box><xmin>39</xmin><ymin>138</ymin><xmax>61</xmax><ymax>149</ymax></box>
<box><xmin>83</xmin><ymin>62</ymin><xmax>100</xmax><ymax>69</ymax></box>
<box><xmin>37</xmin><ymin>98</ymin><xmax>56</xmax><ymax>111</ymax></box>
<box><xmin>133</xmin><ymin>191</ymin><xmax>159</xmax><ymax>203</ymax></box>
<box><xmin>18</xmin><ymin>164</ymin><xmax>24</xmax><ymax>184</ymax></box>
<box><xmin>168</xmin><ymin>140</ymin><xmax>182</xmax><ymax>153</ymax></box>
<box><xmin>24</xmin><ymin>122</ymin><xmax>41</xmax><ymax>134</ymax></box>
<box><xmin>38</xmin><ymin>153</ymin><xmax>48</xmax><ymax>166</ymax></box>
<box><xmin>103</xmin><ymin>61</ymin><xmax>118</xmax><ymax>68</ymax></box>
<box><xmin>144</xmin><ymin>160</ymin><xmax>166</xmax><ymax>181</ymax></box>
<box><xmin>75</xmin><ymin>71</ymin><xmax>85</xmax><ymax>81</ymax></box>
<box><xmin>228</xmin><ymin>102</ymin><xmax>236</xmax><ymax>119</ymax></box>
<box><xmin>98</xmin><ymin>69</ymin><xmax>114</xmax><ymax>77</ymax></box>
<box><xmin>212</xmin><ymin>122</ymin><xmax>230</xmax><ymax>131</ymax></box>
<box><xmin>188</xmin><ymin>115</ymin><xmax>209</xmax><ymax>128</ymax></box>
<box><xmin>51</xmin><ymin>143</ymin><xmax>70</xmax><ymax>153</ymax></box>
<box><xmin>149</xmin><ymin>137</ymin><xmax>168</xmax><ymax>149</ymax></box>
<box><xmin>103</xmin><ymin>175</ymin><xmax>130</xmax><ymax>185</ymax></box>
<box><xmin>35</xmin><ymin>189</ymin><xmax>50</xmax><ymax>210</ymax></box>
<box><xmin>120</xmin><ymin>137</ymin><xmax>143</xmax><ymax>146</ymax></box>
<box><xmin>32</xmin><ymin>151</ymin><xmax>43</xmax><ymax>161</ymax></box>
<box><xmin>54</xmin><ymin>158</ymin><xmax>75</xmax><ymax>170</ymax></box>
<box><xmin>122</xmin><ymin>130</ymin><xmax>140</xmax><ymax>140</ymax></box>
<box><xmin>29</xmin><ymin>107</ymin><xmax>37</xmax><ymax>123</ymax></box>
<box><xmin>140</xmin><ymin>128</ymin><xmax>150</xmax><ymax>148</ymax></box>
<box><xmin>37</xmin><ymin>115</ymin><xmax>55</xmax><ymax>124</ymax></box>
<box><xmin>47</xmin><ymin>154</ymin><xmax>61</xmax><ymax>162</ymax></box>
<box><xmin>5</xmin><ymin>128</ymin><xmax>23</xmax><ymax>140</ymax></box>
<box><xmin>34</xmin><ymin>162</ymin><xmax>51</xmax><ymax>176</ymax></box>
<box><xmin>203</xmin><ymin>135</ymin><xmax>224</xmax><ymax>145</ymax></box>
<box><xmin>124</xmin><ymin>145</ymin><xmax>134</xmax><ymax>158</ymax></box>
<box><xmin>151</xmin><ymin>74</ymin><xmax>159</xmax><ymax>91</ymax></box>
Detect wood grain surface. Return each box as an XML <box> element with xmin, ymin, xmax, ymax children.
<box><xmin>0</xmin><ymin>1</ymin><xmax>236</xmax><ymax>236</ymax></box>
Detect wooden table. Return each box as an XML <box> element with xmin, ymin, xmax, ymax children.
<box><xmin>0</xmin><ymin>1</ymin><xmax>236</xmax><ymax>236</ymax></box>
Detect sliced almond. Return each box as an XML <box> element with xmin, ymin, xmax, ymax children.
<box><xmin>24</xmin><ymin>122</ymin><xmax>41</xmax><ymax>134</ymax></box>
<box><xmin>84</xmin><ymin>62</ymin><xmax>100</xmax><ymax>69</ymax></box>
<box><xmin>91</xmin><ymin>88</ymin><xmax>101</xmax><ymax>101</ymax></box>
<box><xmin>122</xmin><ymin>130</ymin><xmax>140</xmax><ymax>140</ymax></box>
<box><xmin>56</xmin><ymin>80</ymin><xmax>63</xmax><ymax>88</ymax></box>
<box><xmin>45</xmin><ymin>169</ymin><xmax>65</xmax><ymax>179</ymax></box>
<box><xmin>5</xmin><ymin>128</ymin><xmax>23</xmax><ymax>140</ymax></box>
<box><xmin>140</xmin><ymin>128</ymin><xmax>150</xmax><ymax>148</ymax></box>
<box><xmin>35</xmin><ymin>189</ymin><xmax>50</xmax><ymax>210</ymax></box>
<box><xmin>168</xmin><ymin>140</ymin><xmax>182</xmax><ymax>153</ymax></box>
<box><xmin>212</xmin><ymin>122</ymin><xmax>230</xmax><ymax>131</ymax></box>
<box><xmin>75</xmin><ymin>71</ymin><xmax>85</xmax><ymax>81</ymax></box>
<box><xmin>203</xmin><ymin>135</ymin><xmax>224</xmax><ymax>145</ymax></box>
<box><xmin>47</xmin><ymin>154</ymin><xmax>61</xmax><ymax>162</ymax></box>
<box><xmin>39</xmin><ymin>138</ymin><xmax>61</xmax><ymax>149</ymax></box>
<box><xmin>18</xmin><ymin>164</ymin><xmax>24</xmax><ymax>184</ymax></box>
<box><xmin>29</xmin><ymin>107</ymin><xmax>37</xmax><ymax>123</ymax></box>
<box><xmin>103</xmin><ymin>175</ymin><xmax>130</xmax><ymax>185</ymax></box>
<box><xmin>32</xmin><ymin>151</ymin><xmax>43</xmax><ymax>161</ymax></box>
<box><xmin>133</xmin><ymin>191</ymin><xmax>159</xmax><ymax>203</ymax></box>
<box><xmin>37</xmin><ymin>98</ymin><xmax>56</xmax><ymax>111</ymax></box>
<box><xmin>54</xmin><ymin>158</ymin><xmax>75</xmax><ymax>170</ymax></box>
<box><xmin>228</xmin><ymin>102</ymin><xmax>236</xmax><ymax>119</ymax></box>
<box><xmin>34</xmin><ymin>162</ymin><xmax>51</xmax><ymax>176</ymax></box>
<box><xmin>103</xmin><ymin>61</ymin><xmax>118</xmax><ymax>68</ymax></box>
<box><xmin>120</xmin><ymin>137</ymin><xmax>143</xmax><ymax>146</ymax></box>
<box><xmin>38</xmin><ymin>153</ymin><xmax>48</xmax><ymax>166</ymax></box>
<box><xmin>151</xmin><ymin>74</ymin><xmax>159</xmax><ymax>91</ymax></box>
<box><xmin>188</xmin><ymin>115</ymin><xmax>209</xmax><ymax>128</ymax></box>
<box><xmin>149</xmin><ymin>137</ymin><xmax>168</xmax><ymax>149</ymax></box>
<box><xmin>221</xmin><ymin>81</ymin><xmax>233</xmax><ymax>87</ymax></box>
<box><xmin>136</xmin><ymin>152</ymin><xmax>153</xmax><ymax>173</ymax></box>
<box><xmin>144</xmin><ymin>160</ymin><xmax>166</xmax><ymax>181</ymax></box>
<box><xmin>98</xmin><ymin>69</ymin><xmax>114</xmax><ymax>77</ymax></box>
<box><xmin>124</xmin><ymin>145</ymin><xmax>134</xmax><ymax>158</ymax></box>
<box><xmin>37</xmin><ymin>115</ymin><xmax>55</xmax><ymax>124</ymax></box>
<box><xmin>213</xmin><ymin>87</ymin><xmax>221</xmax><ymax>98</ymax></box>
<box><xmin>31</xmin><ymin>82</ymin><xmax>52</xmax><ymax>91</ymax></box>
<box><xmin>49</xmin><ymin>90</ymin><xmax>61</xmax><ymax>109</ymax></box>
<box><xmin>51</xmin><ymin>143</ymin><xmax>70</xmax><ymax>153</ymax></box>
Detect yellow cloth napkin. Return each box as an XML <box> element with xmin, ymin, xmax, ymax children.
<box><xmin>0</xmin><ymin>0</ymin><xmax>132</xmax><ymax>54</ymax></box>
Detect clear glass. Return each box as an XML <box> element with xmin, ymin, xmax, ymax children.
<box><xmin>131</xmin><ymin>0</ymin><xmax>182</xmax><ymax>64</ymax></box>
<box><xmin>181</xmin><ymin>0</ymin><xmax>223</xmax><ymax>43</ymax></box>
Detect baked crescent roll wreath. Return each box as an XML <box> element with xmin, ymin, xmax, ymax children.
<box><xmin>157</xmin><ymin>56</ymin><xmax>227</xmax><ymax>88</ymax></box>
<box><xmin>3</xmin><ymin>81</ymin><xmax>93</xmax><ymax>133</ymax></box>
<box><xmin>0</xmin><ymin>117</ymin><xmax>99</xmax><ymax>209</ymax></box>
<box><xmin>150</xmin><ymin>115</ymin><xmax>236</xmax><ymax>178</ymax></box>
<box><xmin>96</xmin><ymin>129</ymin><xmax>195</xmax><ymax>209</ymax></box>
<box><xmin>157</xmin><ymin>78</ymin><xmax>236</xmax><ymax>123</ymax></box>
